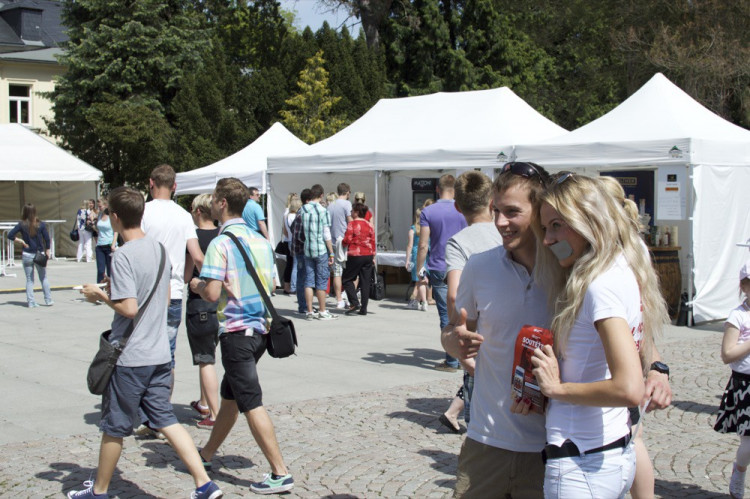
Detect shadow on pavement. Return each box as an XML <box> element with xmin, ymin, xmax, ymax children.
<box><xmin>36</xmin><ymin>461</ymin><xmax>156</xmax><ymax>498</ymax></box>
<box><xmin>655</xmin><ymin>478</ymin><xmax>725</xmax><ymax>498</ymax></box>
<box><xmin>0</xmin><ymin>300</ymin><xmax>29</xmax><ymax>307</ymax></box>
<box><xmin>672</xmin><ymin>399</ymin><xmax>719</xmax><ymax>415</ymax></box>
<box><xmin>83</xmin><ymin>404</ymin><xmax>101</xmax><ymax>426</ymax></box>
<box><xmin>388</xmin><ymin>396</ymin><xmax>468</xmax><ymax>437</ymax></box>
<box><xmin>417</xmin><ymin>448</ymin><xmax>458</xmax><ymax>477</ymax></box>
<box><xmin>362</xmin><ymin>348</ymin><xmax>444</xmax><ymax>369</ymax></box>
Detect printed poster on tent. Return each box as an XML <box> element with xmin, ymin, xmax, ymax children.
<box><xmin>656</xmin><ymin>165</ymin><xmax>686</xmax><ymax>220</ymax></box>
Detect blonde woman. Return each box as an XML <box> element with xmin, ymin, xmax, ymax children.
<box><xmin>283</xmin><ymin>197</ymin><xmax>302</xmax><ymax>294</ymax></box>
<box><xmin>354</xmin><ymin>192</ymin><xmax>373</xmax><ymax>223</ymax></box>
<box><xmin>75</xmin><ymin>199</ymin><xmax>94</xmax><ymax>262</ymax></box>
<box><xmin>597</xmin><ymin>175</ymin><xmax>672</xmax><ymax>499</ymax></box>
<box><xmin>528</xmin><ymin>173</ymin><xmax>668</xmax><ymax>498</ymax></box>
<box><xmin>405</xmin><ymin>208</ymin><xmax>428</xmax><ymax>310</ymax></box>
<box><xmin>184</xmin><ymin>193</ymin><xmax>220</xmax><ymax>428</ymax></box>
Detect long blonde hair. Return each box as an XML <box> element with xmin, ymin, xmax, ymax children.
<box><xmin>413</xmin><ymin>208</ymin><xmax>423</xmax><ymax>236</ymax></box>
<box><xmin>535</xmin><ymin>173</ymin><xmax>668</xmax><ymax>369</ymax></box>
<box><xmin>598</xmin><ymin>176</ymin><xmax>642</xmax><ymax>233</ymax></box>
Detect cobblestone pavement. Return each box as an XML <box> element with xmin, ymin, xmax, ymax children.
<box><xmin>0</xmin><ymin>329</ymin><xmax>741</xmax><ymax>498</ymax></box>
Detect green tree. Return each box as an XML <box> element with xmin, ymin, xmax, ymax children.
<box><xmin>47</xmin><ymin>0</ymin><xmax>206</xmax><ymax>186</ymax></box>
<box><xmin>280</xmin><ymin>50</ymin><xmax>348</xmax><ymax>144</ymax></box>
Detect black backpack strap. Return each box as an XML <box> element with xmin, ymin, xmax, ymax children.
<box><xmin>224</xmin><ymin>230</ymin><xmax>281</xmax><ymax>323</ymax></box>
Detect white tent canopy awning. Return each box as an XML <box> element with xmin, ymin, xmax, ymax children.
<box><xmin>175</xmin><ymin>122</ymin><xmax>308</xmax><ymax>195</ymax></box>
<box><xmin>512</xmin><ymin>73</ymin><xmax>750</xmax><ymax>167</ymax></box>
<box><xmin>268</xmin><ymin>87</ymin><xmax>567</xmax><ymax>173</ymax></box>
<box><xmin>0</xmin><ymin>124</ymin><xmax>102</xmax><ymax>181</ymax></box>
<box><xmin>512</xmin><ymin>73</ymin><xmax>750</xmax><ymax>324</ymax></box>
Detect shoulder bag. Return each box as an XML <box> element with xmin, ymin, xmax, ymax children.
<box><xmin>86</xmin><ymin>244</ymin><xmax>166</xmax><ymax>395</ymax></box>
<box><xmin>33</xmin><ymin>228</ymin><xmax>48</xmax><ymax>267</ymax></box>
<box><xmin>225</xmin><ymin>231</ymin><xmax>297</xmax><ymax>358</ymax></box>
<box><xmin>70</xmin><ymin>219</ymin><xmax>80</xmax><ymax>242</ymax></box>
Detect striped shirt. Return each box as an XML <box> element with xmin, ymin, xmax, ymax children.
<box><xmin>200</xmin><ymin>219</ymin><xmax>274</xmax><ymax>334</ymax></box>
<box><xmin>300</xmin><ymin>201</ymin><xmax>331</xmax><ymax>258</ymax></box>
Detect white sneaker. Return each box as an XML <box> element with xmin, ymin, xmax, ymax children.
<box><xmin>316</xmin><ymin>310</ymin><xmax>338</xmax><ymax>321</ymax></box>
<box><xmin>419</xmin><ymin>301</ymin><xmax>428</xmax><ymax>311</ymax></box>
<box><xmin>407</xmin><ymin>299</ymin><xmax>419</xmax><ymax>310</ymax></box>
<box><xmin>305</xmin><ymin>312</ymin><xmax>317</xmax><ymax>321</ymax></box>
<box><xmin>336</xmin><ymin>300</ymin><xmax>347</xmax><ymax>310</ymax></box>
<box><xmin>731</xmin><ymin>463</ymin><xmax>746</xmax><ymax>499</ymax></box>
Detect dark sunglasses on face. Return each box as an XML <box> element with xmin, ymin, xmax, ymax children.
<box><xmin>500</xmin><ymin>162</ymin><xmax>548</xmax><ymax>183</ymax></box>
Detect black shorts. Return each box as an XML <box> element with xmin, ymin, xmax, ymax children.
<box><xmin>185</xmin><ymin>299</ymin><xmax>219</xmax><ymax>365</ymax></box>
<box><xmin>219</xmin><ymin>331</ymin><xmax>267</xmax><ymax>413</ymax></box>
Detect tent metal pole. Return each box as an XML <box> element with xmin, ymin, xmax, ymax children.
<box><xmin>686</xmin><ymin>163</ymin><xmax>694</xmax><ymax>325</ymax></box>
<box><xmin>374</xmin><ymin>170</ymin><xmax>379</xmax><ymax>272</ymax></box>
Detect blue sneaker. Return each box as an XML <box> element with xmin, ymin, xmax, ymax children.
<box><xmin>67</xmin><ymin>480</ymin><xmax>108</xmax><ymax>498</ymax></box>
<box><xmin>250</xmin><ymin>473</ymin><xmax>294</xmax><ymax>494</ymax></box>
<box><xmin>190</xmin><ymin>480</ymin><xmax>223</xmax><ymax>499</ymax></box>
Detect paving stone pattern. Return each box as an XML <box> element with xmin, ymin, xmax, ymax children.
<box><xmin>0</xmin><ymin>335</ymin><xmax>741</xmax><ymax>498</ymax></box>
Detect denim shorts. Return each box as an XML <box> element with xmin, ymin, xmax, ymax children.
<box><xmin>543</xmin><ymin>442</ymin><xmax>635</xmax><ymax>498</ymax></box>
<box><xmin>303</xmin><ymin>254</ymin><xmax>330</xmax><ymax>291</ymax></box>
<box><xmin>220</xmin><ymin>331</ymin><xmax>267</xmax><ymax>413</ymax></box>
<box><xmin>167</xmin><ymin>299</ymin><xmax>182</xmax><ymax>369</ymax></box>
<box><xmin>100</xmin><ymin>363</ymin><xmax>177</xmax><ymax>438</ymax></box>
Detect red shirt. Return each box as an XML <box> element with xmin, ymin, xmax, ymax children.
<box><xmin>343</xmin><ymin>219</ymin><xmax>376</xmax><ymax>256</ymax></box>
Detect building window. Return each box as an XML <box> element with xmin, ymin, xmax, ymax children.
<box><xmin>9</xmin><ymin>84</ymin><xmax>31</xmax><ymax>125</ymax></box>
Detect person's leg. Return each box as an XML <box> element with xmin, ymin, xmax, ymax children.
<box><xmin>93</xmin><ymin>434</ymin><xmax>123</xmax><ymax>494</ymax></box>
<box><xmin>342</xmin><ymin>258</ymin><xmax>360</xmax><ymax>307</ymax></box>
<box><xmin>290</xmin><ymin>254</ymin><xmax>298</xmax><ymax>293</ymax></box>
<box><xmin>201</xmin><ymin>397</ymin><xmax>240</xmax><ymax>460</ymax></box>
<box><xmin>82</xmin><ymin>231</ymin><xmax>93</xmax><ymax>262</ymax></box>
<box><xmin>96</xmin><ymin>245</ymin><xmax>107</xmax><ymax>283</ymax></box>
<box><xmin>630</xmin><ymin>424</ymin><xmax>654</xmax><ymax>499</ymax></box>
<box><xmin>455</xmin><ymin>438</ymin><xmax>532</xmax><ymax>498</ymax></box>
<box><xmin>199</xmin><ymin>363</ymin><xmax>220</xmax><ymax>419</ymax></box>
<box><xmin>22</xmin><ymin>253</ymin><xmax>36</xmax><ymax>306</ymax></box>
<box><xmin>104</xmin><ymin>245</ymin><xmax>113</xmax><ymax>278</ymax></box>
<box><xmin>314</xmin><ymin>254</ymin><xmax>330</xmax><ymax>312</ymax></box>
<box><xmin>166</xmin><ymin>299</ymin><xmax>181</xmax><ymax>385</ymax></box>
<box><xmin>36</xmin><ymin>261</ymin><xmax>53</xmax><ymax>304</ymax></box>
<box><xmin>429</xmin><ymin>270</ymin><xmax>457</xmax><ymax>367</ymax></box>
<box><xmin>246</xmin><ymin>406</ymin><xmax>289</xmax><ymax>476</ymax></box>
<box><xmin>359</xmin><ymin>258</ymin><xmax>373</xmax><ymax>313</ymax></box>
<box><xmin>77</xmin><ymin>234</ymin><xmax>85</xmax><ymax>262</ymax></box>
<box><xmin>303</xmin><ymin>256</ymin><xmax>316</xmax><ymax>313</ymax></box>
<box><xmin>159</xmin><ymin>423</ymin><xmax>211</xmax><ymax>488</ymax></box>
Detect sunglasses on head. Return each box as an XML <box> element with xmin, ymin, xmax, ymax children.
<box><xmin>550</xmin><ymin>171</ymin><xmax>576</xmax><ymax>186</ymax></box>
<box><xmin>500</xmin><ymin>162</ymin><xmax>547</xmax><ymax>183</ymax></box>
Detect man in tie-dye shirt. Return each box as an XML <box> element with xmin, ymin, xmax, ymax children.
<box><xmin>190</xmin><ymin>177</ymin><xmax>294</xmax><ymax>495</ymax></box>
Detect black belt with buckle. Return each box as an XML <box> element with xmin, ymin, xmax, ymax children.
<box><xmin>542</xmin><ymin>434</ymin><xmax>631</xmax><ymax>463</ymax></box>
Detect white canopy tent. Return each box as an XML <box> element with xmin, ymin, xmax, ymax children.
<box><xmin>511</xmin><ymin>73</ymin><xmax>750</xmax><ymax>323</ymax></box>
<box><xmin>0</xmin><ymin>124</ymin><xmax>101</xmax><ymax>257</ymax></box>
<box><xmin>267</xmin><ymin>87</ymin><xmax>567</xmax><ymax>250</ymax></box>
<box><xmin>174</xmin><ymin>122</ymin><xmax>308</xmax><ymax>195</ymax></box>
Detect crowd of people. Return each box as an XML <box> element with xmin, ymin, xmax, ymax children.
<box><xmin>12</xmin><ymin>160</ymin><xmax>741</xmax><ymax>498</ymax></box>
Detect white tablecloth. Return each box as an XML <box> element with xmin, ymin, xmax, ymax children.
<box><xmin>376</xmin><ymin>251</ymin><xmax>406</xmax><ymax>267</ymax></box>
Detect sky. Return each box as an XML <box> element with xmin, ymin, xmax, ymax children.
<box><xmin>279</xmin><ymin>0</ymin><xmax>357</xmax><ymax>32</ymax></box>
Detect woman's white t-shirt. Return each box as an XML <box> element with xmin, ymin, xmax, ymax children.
<box><xmin>546</xmin><ymin>253</ymin><xmax>643</xmax><ymax>452</ymax></box>
<box><xmin>728</xmin><ymin>302</ymin><xmax>750</xmax><ymax>374</ymax></box>
<box><xmin>284</xmin><ymin>210</ymin><xmax>296</xmax><ymax>243</ymax></box>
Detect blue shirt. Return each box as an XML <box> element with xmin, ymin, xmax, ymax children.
<box><xmin>96</xmin><ymin>215</ymin><xmax>115</xmax><ymax>246</ymax></box>
<box><xmin>241</xmin><ymin>199</ymin><xmax>265</xmax><ymax>232</ymax></box>
<box><xmin>8</xmin><ymin>221</ymin><xmax>50</xmax><ymax>254</ymax></box>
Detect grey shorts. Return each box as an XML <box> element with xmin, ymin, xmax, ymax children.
<box><xmin>100</xmin><ymin>363</ymin><xmax>177</xmax><ymax>437</ymax></box>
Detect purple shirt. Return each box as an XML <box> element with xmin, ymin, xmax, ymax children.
<box><xmin>419</xmin><ymin>199</ymin><xmax>467</xmax><ymax>272</ymax></box>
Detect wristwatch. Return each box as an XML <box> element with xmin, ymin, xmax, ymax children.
<box><xmin>649</xmin><ymin>361</ymin><xmax>670</xmax><ymax>379</ymax></box>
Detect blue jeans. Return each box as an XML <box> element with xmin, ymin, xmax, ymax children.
<box><xmin>544</xmin><ymin>442</ymin><xmax>635</xmax><ymax>498</ymax></box>
<box><xmin>428</xmin><ymin>269</ymin><xmax>458</xmax><ymax>367</ymax></box>
<box><xmin>22</xmin><ymin>252</ymin><xmax>52</xmax><ymax>306</ymax></box>
<box><xmin>295</xmin><ymin>255</ymin><xmax>307</xmax><ymax>313</ymax></box>
<box><xmin>95</xmin><ymin>245</ymin><xmax>112</xmax><ymax>283</ymax></box>
<box><xmin>167</xmin><ymin>299</ymin><xmax>181</xmax><ymax>369</ymax></box>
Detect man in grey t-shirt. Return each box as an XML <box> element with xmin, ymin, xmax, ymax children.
<box><xmin>327</xmin><ymin>182</ymin><xmax>352</xmax><ymax>308</ymax></box>
<box><xmin>439</xmin><ymin>171</ymin><xmax>503</xmax><ymax>434</ymax></box>
<box><xmin>74</xmin><ymin>186</ymin><xmax>220</xmax><ymax>499</ymax></box>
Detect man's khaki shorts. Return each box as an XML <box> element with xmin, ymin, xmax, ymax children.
<box><xmin>455</xmin><ymin>437</ymin><xmax>544</xmax><ymax>498</ymax></box>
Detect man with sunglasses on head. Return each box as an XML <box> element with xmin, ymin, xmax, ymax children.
<box><xmin>442</xmin><ymin>162</ymin><xmax>551</xmax><ymax>498</ymax></box>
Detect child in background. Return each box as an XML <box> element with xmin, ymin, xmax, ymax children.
<box><xmin>714</xmin><ymin>260</ymin><xmax>750</xmax><ymax>499</ymax></box>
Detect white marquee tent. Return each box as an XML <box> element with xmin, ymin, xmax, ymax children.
<box><xmin>0</xmin><ymin>124</ymin><xmax>101</xmax><ymax>257</ymax></box>
<box><xmin>511</xmin><ymin>73</ymin><xmax>750</xmax><ymax>323</ymax></box>
<box><xmin>267</xmin><ymin>87</ymin><xmax>567</xmax><ymax>250</ymax></box>
<box><xmin>175</xmin><ymin>122</ymin><xmax>308</xmax><ymax>195</ymax></box>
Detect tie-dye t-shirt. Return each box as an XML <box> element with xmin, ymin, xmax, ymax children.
<box><xmin>200</xmin><ymin>219</ymin><xmax>274</xmax><ymax>334</ymax></box>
